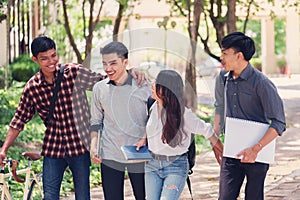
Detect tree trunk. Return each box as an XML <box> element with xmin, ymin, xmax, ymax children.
<box><xmin>26</xmin><ymin>0</ymin><xmax>30</xmax><ymax>54</ymax></box>
<box><xmin>209</xmin><ymin>0</ymin><xmax>226</xmax><ymax>48</ymax></box>
<box><xmin>82</xmin><ymin>0</ymin><xmax>86</xmax><ymax>42</ymax></box>
<box><xmin>113</xmin><ymin>3</ymin><xmax>124</xmax><ymax>41</ymax></box>
<box><xmin>17</xmin><ymin>0</ymin><xmax>20</xmax><ymax>55</ymax></box>
<box><xmin>61</xmin><ymin>0</ymin><xmax>83</xmax><ymax>64</ymax></box>
<box><xmin>20</xmin><ymin>0</ymin><xmax>26</xmax><ymax>54</ymax></box>
<box><xmin>227</xmin><ymin>0</ymin><xmax>237</xmax><ymax>33</ymax></box>
<box><xmin>185</xmin><ymin>0</ymin><xmax>203</xmax><ymax>111</ymax></box>
<box><xmin>84</xmin><ymin>0</ymin><xmax>96</xmax><ymax>68</ymax></box>
<box><xmin>10</xmin><ymin>0</ymin><xmax>15</xmax><ymax>63</ymax></box>
<box><xmin>83</xmin><ymin>0</ymin><xmax>104</xmax><ymax>68</ymax></box>
<box><xmin>5</xmin><ymin>0</ymin><xmax>12</xmax><ymax>90</ymax></box>
<box><xmin>243</xmin><ymin>0</ymin><xmax>255</xmax><ymax>33</ymax></box>
<box><xmin>84</xmin><ymin>33</ymin><xmax>93</xmax><ymax>68</ymax></box>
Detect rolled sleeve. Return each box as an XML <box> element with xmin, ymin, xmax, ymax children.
<box><xmin>90</xmin><ymin>82</ymin><xmax>104</xmax><ymax>127</ymax></box>
<box><xmin>258</xmin><ymin>79</ymin><xmax>286</xmax><ymax>136</ymax></box>
<box><xmin>270</xmin><ymin>119</ymin><xmax>286</xmax><ymax>136</ymax></box>
<box><xmin>10</xmin><ymin>117</ymin><xmax>26</xmax><ymax>131</ymax></box>
<box><xmin>214</xmin><ymin>73</ymin><xmax>225</xmax><ymax>116</ymax></box>
<box><xmin>10</xmin><ymin>87</ymin><xmax>36</xmax><ymax>131</ymax></box>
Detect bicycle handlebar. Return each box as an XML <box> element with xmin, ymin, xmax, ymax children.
<box><xmin>11</xmin><ymin>160</ymin><xmax>25</xmax><ymax>183</ymax></box>
<box><xmin>1</xmin><ymin>151</ymin><xmax>42</xmax><ymax>183</ymax></box>
<box><xmin>1</xmin><ymin>159</ymin><xmax>25</xmax><ymax>183</ymax></box>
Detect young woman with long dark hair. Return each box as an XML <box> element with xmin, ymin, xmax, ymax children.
<box><xmin>136</xmin><ymin>70</ymin><xmax>223</xmax><ymax>200</ymax></box>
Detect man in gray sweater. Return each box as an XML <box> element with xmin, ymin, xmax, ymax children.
<box><xmin>90</xmin><ymin>41</ymin><xmax>151</xmax><ymax>200</ymax></box>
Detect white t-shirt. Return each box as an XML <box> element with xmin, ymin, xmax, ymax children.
<box><xmin>146</xmin><ymin>102</ymin><xmax>213</xmax><ymax>156</ymax></box>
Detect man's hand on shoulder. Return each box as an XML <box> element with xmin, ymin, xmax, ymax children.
<box><xmin>128</xmin><ymin>68</ymin><xmax>148</xmax><ymax>86</ymax></box>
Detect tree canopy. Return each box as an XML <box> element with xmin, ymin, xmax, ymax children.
<box><xmin>2</xmin><ymin>0</ymin><xmax>298</xmax><ymax>96</ymax></box>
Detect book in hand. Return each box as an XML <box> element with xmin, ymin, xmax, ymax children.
<box><xmin>121</xmin><ymin>145</ymin><xmax>152</xmax><ymax>162</ymax></box>
<box><xmin>224</xmin><ymin>117</ymin><xmax>276</xmax><ymax>164</ymax></box>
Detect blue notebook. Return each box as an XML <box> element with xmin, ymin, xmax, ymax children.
<box><xmin>121</xmin><ymin>146</ymin><xmax>152</xmax><ymax>161</ymax></box>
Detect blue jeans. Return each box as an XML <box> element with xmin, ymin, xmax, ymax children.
<box><xmin>145</xmin><ymin>155</ymin><xmax>188</xmax><ymax>200</ymax></box>
<box><xmin>43</xmin><ymin>152</ymin><xmax>91</xmax><ymax>200</ymax></box>
<box><xmin>219</xmin><ymin>157</ymin><xmax>269</xmax><ymax>200</ymax></box>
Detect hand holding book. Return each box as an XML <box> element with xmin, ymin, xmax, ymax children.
<box><xmin>121</xmin><ymin>145</ymin><xmax>152</xmax><ymax>162</ymax></box>
<box><xmin>134</xmin><ymin>135</ymin><xmax>147</xmax><ymax>151</ymax></box>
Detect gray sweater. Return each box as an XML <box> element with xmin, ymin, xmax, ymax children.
<box><xmin>90</xmin><ymin>75</ymin><xmax>151</xmax><ymax>163</ymax></box>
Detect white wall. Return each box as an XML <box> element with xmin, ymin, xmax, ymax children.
<box><xmin>286</xmin><ymin>10</ymin><xmax>300</xmax><ymax>74</ymax></box>
<box><xmin>0</xmin><ymin>20</ymin><xmax>7</xmax><ymax>67</ymax></box>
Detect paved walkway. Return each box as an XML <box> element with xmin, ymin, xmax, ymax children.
<box><xmin>63</xmin><ymin>74</ymin><xmax>300</xmax><ymax>200</ymax></box>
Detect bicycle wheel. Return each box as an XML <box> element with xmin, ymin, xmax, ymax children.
<box><xmin>27</xmin><ymin>172</ymin><xmax>43</xmax><ymax>200</ymax></box>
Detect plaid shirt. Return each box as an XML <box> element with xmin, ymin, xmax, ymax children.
<box><xmin>10</xmin><ymin>63</ymin><xmax>105</xmax><ymax>158</ymax></box>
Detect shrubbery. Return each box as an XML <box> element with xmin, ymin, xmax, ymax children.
<box><xmin>10</xmin><ymin>54</ymin><xmax>39</xmax><ymax>82</ymax></box>
<box><xmin>0</xmin><ymin>87</ymin><xmax>19</xmax><ymax>124</ymax></box>
<box><xmin>251</xmin><ymin>58</ymin><xmax>262</xmax><ymax>72</ymax></box>
<box><xmin>0</xmin><ymin>67</ymin><xmax>5</xmax><ymax>88</ymax></box>
<box><xmin>0</xmin><ymin>67</ymin><xmax>12</xmax><ymax>89</ymax></box>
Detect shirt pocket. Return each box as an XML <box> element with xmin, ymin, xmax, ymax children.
<box><xmin>238</xmin><ymin>91</ymin><xmax>253</xmax><ymax>108</ymax></box>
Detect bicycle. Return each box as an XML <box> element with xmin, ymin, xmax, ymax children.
<box><xmin>0</xmin><ymin>151</ymin><xmax>43</xmax><ymax>200</ymax></box>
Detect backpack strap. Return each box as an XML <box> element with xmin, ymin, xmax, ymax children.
<box><xmin>186</xmin><ymin>135</ymin><xmax>196</xmax><ymax>199</ymax></box>
<box><xmin>45</xmin><ymin>64</ymin><xmax>65</xmax><ymax>125</ymax></box>
<box><xmin>222</xmin><ymin>70</ymin><xmax>230</xmax><ymax>129</ymax></box>
<box><xmin>217</xmin><ymin>69</ymin><xmax>229</xmax><ymax>133</ymax></box>
<box><xmin>186</xmin><ymin>176</ymin><xmax>193</xmax><ymax>199</ymax></box>
<box><xmin>147</xmin><ymin>96</ymin><xmax>156</xmax><ymax>117</ymax></box>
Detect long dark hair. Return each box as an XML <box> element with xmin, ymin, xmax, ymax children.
<box><xmin>155</xmin><ymin>70</ymin><xmax>186</xmax><ymax>148</ymax></box>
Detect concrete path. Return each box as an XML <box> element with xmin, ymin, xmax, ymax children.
<box><xmin>62</xmin><ymin>74</ymin><xmax>300</xmax><ymax>200</ymax></box>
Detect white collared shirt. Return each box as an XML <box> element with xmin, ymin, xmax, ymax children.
<box><xmin>146</xmin><ymin>102</ymin><xmax>213</xmax><ymax>156</ymax></box>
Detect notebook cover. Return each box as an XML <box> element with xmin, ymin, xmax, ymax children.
<box><xmin>121</xmin><ymin>145</ymin><xmax>152</xmax><ymax>161</ymax></box>
<box><xmin>224</xmin><ymin>117</ymin><xmax>276</xmax><ymax>164</ymax></box>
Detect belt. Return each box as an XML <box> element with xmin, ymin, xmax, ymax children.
<box><xmin>150</xmin><ymin>152</ymin><xmax>187</xmax><ymax>162</ymax></box>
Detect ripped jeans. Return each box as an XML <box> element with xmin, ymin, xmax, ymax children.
<box><xmin>145</xmin><ymin>155</ymin><xmax>188</xmax><ymax>200</ymax></box>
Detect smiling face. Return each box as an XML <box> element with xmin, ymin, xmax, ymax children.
<box><xmin>102</xmin><ymin>53</ymin><xmax>128</xmax><ymax>84</ymax></box>
<box><xmin>31</xmin><ymin>48</ymin><xmax>59</xmax><ymax>77</ymax></box>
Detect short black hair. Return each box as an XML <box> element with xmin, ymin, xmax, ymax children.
<box><xmin>221</xmin><ymin>32</ymin><xmax>255</xmax><ymax>61</ymax></box>
<box><xmin>100</xmin><ymin>41</ymin><xmax>128</xmax><ymax>59</ymax></box>
<box><xmin>31</xmin><ymin>35</ymin><xmax>56</xmax><ymax>57</ymax></box>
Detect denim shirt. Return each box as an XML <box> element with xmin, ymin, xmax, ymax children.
<box><xmin>215</xmin><ymin>64</ymin><xmax>286</xmax><ymax>136</ymax></box>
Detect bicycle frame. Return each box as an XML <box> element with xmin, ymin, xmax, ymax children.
<box><xmin>0</xmin><ymin>184</ymin><xmax>10</xmax><ymax>200</ymax></box>
<box><xmin>0</xmin><ymin>168</ymin><xmax>13</xmax><ymax>200</ymax></box>
<box><xmin>0</xmin><ymin>152</ymin><xmax>43</xmax><ymax>200</ymax></box>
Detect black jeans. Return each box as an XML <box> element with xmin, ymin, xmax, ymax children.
<box><xmin>219</xmin><ymin>157</ymin><xmax>269</xmax><ymax>200</ymax></box>
<box><xmin>101</xmin><ymin>159</ymin><xmax>145</xmax><ymax>200</ymax></box>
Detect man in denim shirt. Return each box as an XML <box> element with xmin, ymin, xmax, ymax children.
<box><xmin>214</xmin><ymin>32</ymin><xmax>286</xmax><ymax>200</ymax></box>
